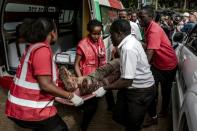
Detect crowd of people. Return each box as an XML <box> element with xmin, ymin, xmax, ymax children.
<box><xmin>4</xmin><ymin>5</ymin><xmax>197</xmax><ymax>131</ymax></box>
<box><xmin>155</xmin><ymin>10</ymin><xmax>197</xmax><ymax>41</ymax></box>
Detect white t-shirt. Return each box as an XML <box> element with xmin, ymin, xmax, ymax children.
<box><xmin>135</xmin><ymin>19</ymin><xmax>140</xmax><ymax>25</ymax></box>
<box><xmin>118</xmin><ymin>35</ymin><xmax>154</xmax><ymax>88</ymax></box>
<box><xmin>130</xmin><ymin>21</ymin><xmax>142</xmax><ymax>41</ymax></box>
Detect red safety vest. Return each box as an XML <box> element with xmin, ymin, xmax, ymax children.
<box><xmin>5</xmin><ymin>43</ymin><xmax>57</xmax><ymax>121</ymax></box>
<box><xmin>78</xmin><ymin>37</ymin><xmax>106</xmax><ymax>76</ymax></box>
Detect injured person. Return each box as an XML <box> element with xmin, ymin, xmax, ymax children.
<box><xmin>59</xmin><ymin>58</ymin><xmax>120</xmax><ymax>99</ymax></box>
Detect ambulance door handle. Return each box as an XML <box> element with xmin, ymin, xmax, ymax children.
<box><xmin>193</xmin><ymin>71</ymin><xmax>197</xmax><ymax>83</ymax></box>
<box><xmin>183</xmin><ymin>55</ymin><xmax>186</xmax><ymax>62</ymax></box>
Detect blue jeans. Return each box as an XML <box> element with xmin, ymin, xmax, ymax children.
<box><xmin>113</xmin><ymin>86</ymin><xmax>155</xmax><ymax>131</ymax></box>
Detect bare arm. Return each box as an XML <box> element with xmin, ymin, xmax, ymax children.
<box><xmin>146</xmin><ymin>49</ymin><xmax>154</xmax><ymax>63</ymax></box>
<box><xmin>88</xmin><ymin>58</ymin><xmax>120</xmax><ymax>80</ymax></box>
<box><xmin>141</xmin><ymin>41</ymin><xmax>147</xmax><ymax>50</ymax></box>
<box><xmin>74</xmin><ymin>54</ymin><xmax>82</xmax><ymax>77</ymax></box>
<box><xmin>37</xmin><ymin>75</ymin><xmax>74</xmax><ymax>99</ymax></box>
<box><xmin>104</xmin><ymin>78</ymin><xmax>133</xmax><ymax>90</ymax></box>
<box><xmin>111</xmin><ymin>47</ymin><xmax>120</xmax><ymax>59</ymax></box>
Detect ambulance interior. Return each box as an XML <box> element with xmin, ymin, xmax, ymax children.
<box><xmin>1</xmin><ymin>0</ymin><xmax>85</xmax><ymax>75</ymax></box>
<box><xmin>1</xmin><ymin>0</ymin><xmax>121</xmax><ymax>76</ymax></box>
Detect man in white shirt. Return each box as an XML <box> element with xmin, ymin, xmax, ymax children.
<box><xmin>104</xmin><ymin>19</ymin><xmax>155</xmax><ymax>131</ymax></box>
<box><xmin>81</xmin><ymin>18</ymin><xmax>155</xmax><ymax>131</ymax></box>
<box><xmin>130</xmin><ymin>12</ymin><xmax>140</xmax><ymax>24</ymax></box>
<box><xmin>119</xmin><ymin>10</ymin><xmax>142</xmax><ymax>41</ymax></box>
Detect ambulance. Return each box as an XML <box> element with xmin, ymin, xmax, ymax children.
<box><xmin>0</xmin><ymin>0</ymin><xmax>124</xmax><ymax>89</ymax></box>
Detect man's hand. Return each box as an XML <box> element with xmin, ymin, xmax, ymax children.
<box><xmin>70</xmin><ymin>94</ymin><xmax>84</xmax><ymax>106</ymax></box>
<box><xmin>92</xmin><ymin>87</ymin><xmax>106</xmax><ymax>97</ymax></box>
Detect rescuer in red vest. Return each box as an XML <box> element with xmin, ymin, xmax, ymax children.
<box><xmin>74</xmin><ymin>19</ymin><xmax>106</xmax><ymax>131</ymax></box>
<box><xmin>5</xmin><ymin>18</ymin><xmax>84</xmax><ymax>131</ymax></box>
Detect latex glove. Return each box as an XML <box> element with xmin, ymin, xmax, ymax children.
<box><xmin>92</xmin><ymin>87</ymin><xmax>106</xmax><ymax>97</ymax></box>
<box><xmin>70</xmin><ymin>94</ymin><xmax>84</xmax><ymax>106</ymax></box>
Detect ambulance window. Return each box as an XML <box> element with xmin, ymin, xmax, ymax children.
<box><xmin>3</xmin><ymin>3</ymin><xmax>57</xmax><ymax>31</ymax></box>
<box><xmin>59</xmin><ymin>10</ymin><xmax>74</xmax><ymax>24</ymax></box>
<box><xmin>58</xmin><ymin>9</ymin><xmax>75</xmax><ymax>34</ymax></box>
<box><xmin>100</xmin><ymin>6</ymin><xmax>119</xmax><ymax>38</ymax></box>
<box><xmin>2</xmin><ymin>1</ymin><xmax>58</xmax><ymax>73</ymax></box>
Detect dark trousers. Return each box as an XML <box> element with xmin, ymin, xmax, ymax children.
<box><xmin>148</xmin><ymin>66</ymin><xmax>177</xmax><ymax>117</ymax></box>
<box><xmin>80</xmin><ymin>97</ymin><xmax>98</xmax><ymax>131</ymax></box>
<box><xmin>113</xmin><ymin>87</ymin><xmax>154</xmax><ymax>131</ymax></box>
<box><xmin>105</xmin><ymin>90</ymin><xmax>115</xmax><ymax>110</ymax></box>
<box><xmin>9</xmin><ymin>114</ymin><xmax>69</xmax><ymax>131</ymax></box>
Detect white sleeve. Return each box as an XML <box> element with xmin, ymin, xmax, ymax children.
<box><xmin>130</xmin><ymin>22</ymin><xmax>142</xmax><ymax>41</ymax></box>
<box><xmin>133</xmin><ymin>25</ymin><xmax>142</xmax><ymax>41</ymax></box>
<box><xmin>120</xmin><ymin>48</ymin><xmax>137</xmax><ymax>79</ymax></box>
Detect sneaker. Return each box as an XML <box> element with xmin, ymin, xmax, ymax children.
<box><xmin>143</xmin><ymin>116</ymin><xmax>158</xmax><ymax>127</ymax></box>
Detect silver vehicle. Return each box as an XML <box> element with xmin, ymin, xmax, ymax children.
<box><xmin>172</xmin><ymin>24</ymin><xmax>197</xmax><ymax>131</ymax></box>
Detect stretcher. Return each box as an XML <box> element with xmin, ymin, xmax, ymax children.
<box><xmin>55</xmin><ymin>88</ymin><xmax>95</xmax><ymax>106</ymax></box>
<box><xmin>55</xmin><ymin>59</ymin><xmax>121</xmax><ymax>106</ymax></box>
<box><xmin>55</xmin><ymin>80</ymin><xmax>96</xmax><ymax>105</ymax></box>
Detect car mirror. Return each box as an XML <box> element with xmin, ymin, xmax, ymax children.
<box><xmin>172</xmin><ymin>32</ymin><xmax>185</xmax><ymax>43</ymax></box>
<box><xmin>172</xmin><ymin>32</ymin><xmax>187</xmax><ymax>49</ymax></box>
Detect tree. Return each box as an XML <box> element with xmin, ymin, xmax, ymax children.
<box><xmin>183</xmin><ymin>0</ymin><xmax>187</xmax><ymax>9</ymax></box>
<box><xmin>120</xmin><ymin>0</ymin><xmax>138</xmax><ymax>8</ymax></box>
<box><xmin>121</xmin><ymin>0</ymin><xmax>130</xmax><ymax>8</ymax></box>
<box><xmin>120</xmin><ymin>0</ymin><xmax>189</xmax><ymax>9</ymax></box>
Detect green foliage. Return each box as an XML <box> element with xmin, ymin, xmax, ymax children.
<box><xmin>120</xmin><ymin>0</ymin><xmax>138</xmax><ymax>8</ymax></box>
<box><xmin>120</xmin><ymin>0</ymin><xmax>197</xmax><ymax>10</ymax></box>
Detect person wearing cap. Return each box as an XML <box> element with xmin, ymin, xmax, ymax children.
<box><xmin>181</xmin><ymin>12</ymin><xmax>197</xmax><ymax>33</ymax></box>
<box><xmin>182</xmin><ymin>12</ymin><xmax>189</xmax><ymax>24</ymax></box>
<box><xmin>193</xmin><ymin>12</ymin><xmax>197</xmax><ymax>19</ymax></box>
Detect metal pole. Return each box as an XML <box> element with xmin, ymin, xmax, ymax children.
<box><xmin>138</xmin><ymin>0</ymin><xmax>141</xmax><ymax>9</ymax></box>
<box><xmin>155</xmin><ymin>0</ymin><xmax>158</xmax><ymax>10</ymax></box>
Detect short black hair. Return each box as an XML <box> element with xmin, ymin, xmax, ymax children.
<box><xmin>20</xmin><ymin>18</ymin><xmax>56</xmax><ymax>43</ymax></box>
<box><xmin>16</xmin><ymin>18</ymin><xmax>33</xmax><ymax>40</ymax></box>
<box><xmin>173</xmin><ymin>32</ymin><xmax>184</xmax><ymax>42</ymax></box>
<box><xmin>142</xmin><ymin>5</ymin><xmax>154</xmax><ymax>18</ymax></box>
<box><xmin>110</xmin><ymin>19</ymin><xmax>131</xmax><ymax>36</ymax></box>
<box><xmin>87</xmin><ymin>19</ymin><xmax>103</xmax><ymax>32</ymax></box>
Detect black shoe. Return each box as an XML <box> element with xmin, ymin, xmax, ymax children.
<box><xmin>107</xmin><ymin>107</ymin><xmax>113</xmax><ymax>112</ymax></box>
<box><xmin>143</xmin><ymin>116</ymin><xmax>158</xmax><ymax>127</ymax></box>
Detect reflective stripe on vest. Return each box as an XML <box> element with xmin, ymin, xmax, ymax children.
<box><xmin>8</xmin><ymin>92</ymin><xmax>54</xmax><ymax>108</ymax></box>
<box><xmin>19</xmin><ymin>43</ymin><xmax>57</xmax><ymax>82</ymax></box>
<box><xmin>9</xmin><ymin>43</ymin><xmax>56</xmax><ymax>107</ymax></box>
<box><xmin>52</xmin><ymin>55</ymin><xmax>57</xmax><ymax>82</ymax></box>
<box><xmin>14</xmin><ymin>77</ymin><xmax>40</xmax><ymax>90</ymax></box>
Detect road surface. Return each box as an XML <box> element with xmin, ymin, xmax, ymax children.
<box><xmin>0</xmin><ymin>88</ymin><xmax>172</xmax><ymax>131</ymax></box>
